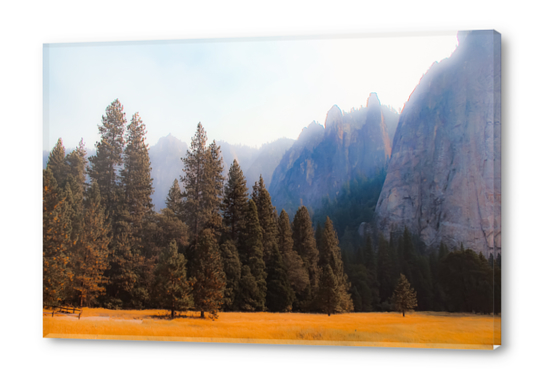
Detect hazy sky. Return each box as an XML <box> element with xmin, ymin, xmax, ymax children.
<box><xmin>43</xmin><ymin>32</ymin><xmax>459</xmax><ymax>151</ymax></box>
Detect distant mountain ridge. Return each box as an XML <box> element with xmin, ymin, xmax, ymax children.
<box><xmin>44</xmin><ymin>135</ymin><xmax>294</xmax><ymax>211</ymax></box>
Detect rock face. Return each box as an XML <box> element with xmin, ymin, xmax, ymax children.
<box><xmin>371</xmin><ymin>30</ymin><xmax>501</xmax><ymax>257</ymax></box>
<box><xmin>269</xmin><ymin>94</ymin><xmax>398</xmax><ymax>216</ymax></box>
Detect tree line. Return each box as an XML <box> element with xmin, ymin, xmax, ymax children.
<box><xmin>43</xmin><ymin>99</ymin><xmax>355</xmax><ymax>318</ymax></box>
<box><xmin>338</xmin><ymin>228</ymin><xmax>501</xmax><ymax>315</ymax></box>
<box><xmin>43</xmin><ymin>99</ymin><xmax>501</xmax><ymax>319</ymax></box>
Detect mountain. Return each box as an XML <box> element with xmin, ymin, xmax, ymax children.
<box><xmin>269</xmin><ymin>94</ymin><xmax>398</xmax><ymax>217</ymax></box>
<box><xmin>371</xmin><ymin>30</ymin><xmax>501</xmax><ymax>257</ymax></box>
<box><xmin>148</xmin><ymin>134</ymin><xmax>188</xmax><ymax>211</ymax></box>
<box><xmin>149</xmin><ymin>135</ymin><xmax>294</xmax><ymax>211</ymax></box>
<box><xmin>244</xmin><ymin>138</ymin><xmax>294</xmax><ymax>189</ymax></box>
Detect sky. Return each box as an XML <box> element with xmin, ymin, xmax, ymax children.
<box><xmin>43</xmin><ymin>32</ymin><xmax>459</xmax><ymax>151</ymax></box>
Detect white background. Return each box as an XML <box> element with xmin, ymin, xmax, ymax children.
<box><xmin>0</xmin><ymin>1</ymin><xmax>538</xmax><ymax>378</ymax></box>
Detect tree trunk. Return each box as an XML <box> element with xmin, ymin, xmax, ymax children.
<box><xmin>403</xmin><ymin>310</ymin><xmax>405</xmax><ymax>317</ymax></box>
<box><xmin>200</xmin><ymin>310</ymin><xmax>205</xmax><ymax>319</ymax></box>
<box><xmin>171</xmin><ymin>308</ymin><xmax>175</xmax><ymax>319</ymax></box>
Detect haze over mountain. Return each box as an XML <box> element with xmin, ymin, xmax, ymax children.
<box><xmin>371</xmin><ymin>30</ymin><xmax>501</xmax><ymax>257</ymax></box>
<box><xmin>268</xmin><ymin>93</ymin><xmax>399</xmax><ymax>217</ymax></box>
<box><xmin>149</xmin><ymin>135</ymin><xmax>294</xmax><ymax>210</ymax></box>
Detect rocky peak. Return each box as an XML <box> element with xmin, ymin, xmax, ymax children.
<box><xmin>366</xmin><ymin>92</ymin><xmax>381</xmax><ymax>109</ymax></box>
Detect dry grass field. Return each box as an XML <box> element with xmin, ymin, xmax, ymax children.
<box><xmin>43</xmin><ymin>308</ymin><xmax>501</xmax><ymax>349</ymax></box>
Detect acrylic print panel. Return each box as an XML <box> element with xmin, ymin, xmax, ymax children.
<box><xmin>42</xmin><ymin>30</ymin><xmax>501</xmax><ymax>349</ymax></box>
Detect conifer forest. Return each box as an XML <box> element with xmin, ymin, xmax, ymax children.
<box><xmin>43</xmin><ymin>99</ymin><xmax>501</xmax><ymax>321</ymax></box>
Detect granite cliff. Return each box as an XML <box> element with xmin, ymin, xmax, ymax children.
<box><xmin>371</xmin><ymin>30</ymin><xmax>501</xmax><ymax>257</ymax></box>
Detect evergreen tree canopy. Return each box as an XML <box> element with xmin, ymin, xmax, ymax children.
<box><xmin>292</xmin><ymin>206</ymin><xmax>320</xmax><ymax>298</ymax></box>
<box><xmin>438</xmin><ymin>249</ymin><xmax>493</xmax><ymax>313</ymax></box>
<box><xmin>193</xmin><ymin>228</ymin><xmax>226</xmax><ymax>319</ymax></box>
<box><xmin>65</xmin><ymin>139</ymin><xmax>88</xmax><ymax>199</ymax></box>
<box><xmin>277</xmin><ymin>210</ymin><xmax>309</xmax><ymax>296</ymax></box>
<box><xmin>252</xmin><ymin>175</ymin><xmax>278</xmax><ymax>263</ymax></box>
<box><xmin>43</xmin><ymin>168</ymin><xmax>72</xmax><ymax>305</ymax></box>
<box><xmin>165</xmin><ymin>178</ymin><xmax>183</xmax><ymax>219</ymax></box>
<box><xmin>377</xmin><ymin>234</ymin><xmax>394</xmax><ymax>302</ymax></box>
<box><xmin>72</xmin><ymin>182</ymin><xmax>111</xmax><ymax>307</ymax></box>
<box><xmin>122</xmin><ymin>112</ymin><xmax>154</xmax><ymax>228</ymax></box>
<box><xmin>317</xmin><ymin>217</ymin><xmax>353</xmax><ymax>313</ymax></box>
<box><xmin>222</xmin><ymin>159</ymin><xmax>249</xmax><ymax>243</ymax></box>
<box><xmin>318</xmin><ymin>264</ymin><xmax>340</xmax><ymax>316</ymax></box>
<box><xmin>181</xmin><ymin>123</ymin><xmax>224</xmax><ymax>242</ymax></box>
<box><xmin>153</xmin><ymin>240</ymin><xmax>193</xmax><ymax>318</ymax></box>
<box><xmin>219</xmin><ymin>239</ymin><xmax>242</xmax><ymax>311</ymax></box>
<box><xmin>392</xmin><ymin>273</ymin><xmax>418</xmax><ymax>317</ymax></box>
<box><xmin>238</xmin><ymin>199</ymin><xmax>267</xmax><ymax>311</ymax></box>
<box><xmin>88</xmin><ymin>100</ymin><xmax>127</xmax><ymax>217</ymax></box>
<box><xmin>47</xmin><ymin>138</ymin><xmax>69</xmax><ymax>186</ymax></box>
<box><xmin>265</xmin><ymin>244</ymin><xmax>295</xmax><ymax>312</ymax></box>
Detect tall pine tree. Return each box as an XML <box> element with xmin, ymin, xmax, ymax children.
<box><xmin>252</xmin><ymin>175</ymin><xmax>278</xmax><ymax>264</ymax></box>
<box><xmin>317</xmin><ymin>217</ymin><xmax>353</xmax><ymax>313</ymax></box>
<box><xmin>122</xmin><ymin>112</ymin><xmax>154</xmax><ymax>229</ymax></box>
<box><xmin>88</xmin><ymin>99</ymin><xmax>127</xmax><ymax>220</ymax></box>
<box><xmin>153</xmin><ymin>240</ymin><xmax>193</xmax><ymax>318</ymax></box>
<box><xmin>292</xmin><ymin>206</ymin><xmax>319</xmax><ymax>308</ymax></box>
<box><xmin>165</xmin><ymin>178</ymin><xmax>183</xmax><ymax>219</ymax></box>
<box><xmin>192</xmin><ymin>228</ymin><xmax>226</xmax><ymax>319</ymax></box>
<box><xmin>47</xmin><ymin>138</ymin><xmax>69</xmax><ymax>186</ymax></box>
<box><xmin>277</xmin><ymin>210</ymin><xmax>309</xmax><ymax>299</ymax></box>
<box><xmin>222</xmin><ymin>159</ymin><xmax>249</xmax><ymax>243</ymax></box>
<box><xmin>72</xmin><ymin>183</ymin><xmax>111</xmax><ymax>307</ymax></box>
<box><xmin>181</xmin><ymin>123</ymin><xmax>224</xmax><ymax>242</ymax></box>
<box><xmin>238</xmin><ymin>199</ymin><xmax>267</xmax><ymax>311</ymax></box>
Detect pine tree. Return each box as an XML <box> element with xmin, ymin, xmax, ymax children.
<box><xmin>318</xmin><ymin>265</ymin><xmax>340</xmax><ymax>316</ymax></box>
<box><xmin>107</xmin><ymin>196</ymin><xmax>144</xmax><ymax>308</ymax></box>
<box><xmin>65</xmin><ymin>139</ymin><xmax>88</xmax><ymax>199</ymax></box>
<box><xmin>238</xmin><ymin>199</ymin><xmax>267</xmax><ymax>311</ymax></box>
<box><xmin>153</xmin><ymin>240</ymin><xmax>193</xmax><ymax>318</ymax></box>
<box><xmin>181</xmin><ymin>124</ymin><xmax>224</xmax><ymax>242</ymax></box>
<box><xmin>64</xmin><ymin>139</ymin><xmax>88</xmax><ymax>242</ymax></box>
<box><xmin>222</xmin><ymin>159</ymin><xmax>249</xmax><ymax>243</ymax></box>
<box><xmin>392</xmin><ymin>274</ymin><xmax>418</xmax><ymax>317</ymax></box>
<box><xmin>122</xmin><ymin>112</ymin><xmax>154</xmax><ymax>229</ymax></box>
<box><xmin>88</xmin><ymin>99</ymin><xmax>127</xmax><ymax>220</ymax></box>
<box><xmin>203</xmin><ymin>140</ymin><xmax>224</xmax><ymax>234</ymax></box>
<box><xmin>192</xmin><ymin>228</ymin><xmax>226</xmax><ymax>320</ymax></box>
<box><xmin>72</xmin><ymin>183</ymin><xmax>111</xmax><ymax>307</ymax></box>
<box><xmin>265</xmin><ymin>244</ymin><xmax>295</xmax><ymax>312</ymax></box>
<box><xmin>165</xmin><ymin>178</ymin><xmax>183</xmax><ymax>219</ymax></box>
<box><xmin>47</xmin><ymin>138</ymin><xmax>69</xmax><ymax>186</ymax></box>
<box><xmin>43</xmin><ymin>169</ymin><xmax>72</xmax><ymax>306</ymax></box>
<box><xmin>252</xmin><ymin>175</ymin><xmax>278</xmax><ymax>263</ymax></box>
<box><xmin>219</xmin><ymin>239</ymin><xmax>242</xmax><ymax>311</ymax></box>
<box><xmin>318</xmin><ymin>217</ymin><xmax>353</xmax><ymax>313</ymax></box>
<box><xmin>292</xmin><ymin>206</ymin><xmax>319</xmax><ymax>305</ymax></box>
<box><xmin>277</xmin><ymin>210</ymin><xmax>309</xmax><ymax>297</ymax></box>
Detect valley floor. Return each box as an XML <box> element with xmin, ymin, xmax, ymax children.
<box><xmin>43</xmin><ymin>308</ymin><xmax>500</xmax><ymax>349</ymax></box>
